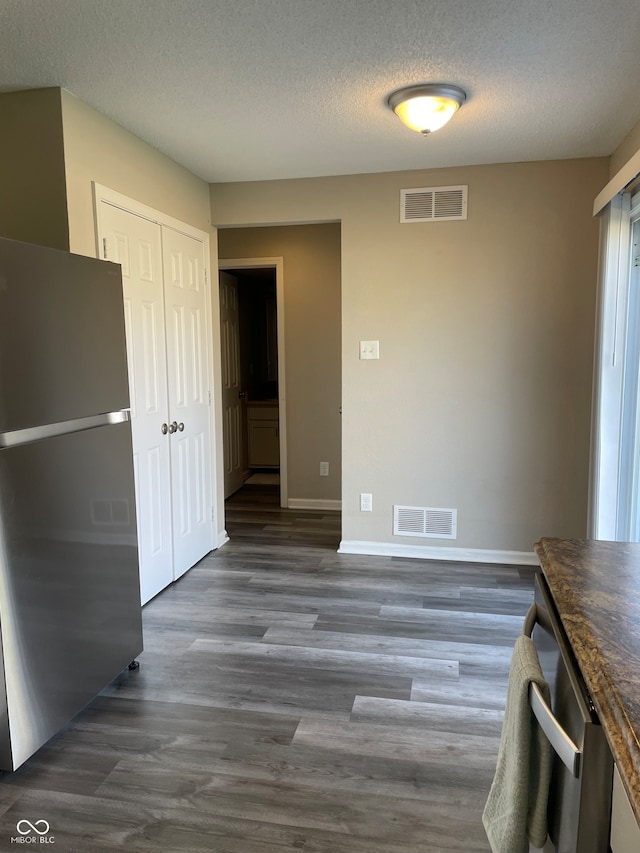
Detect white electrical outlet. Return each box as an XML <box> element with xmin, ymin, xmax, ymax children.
<box><xmin>360</xmin><ymin>493</ymin><xmax>373</xmax><ymax>511</ymax></box>
<box><xmin>320</xmin><ymin>461</ymin><xmax>329</xmax><ymax>476</ymax></box>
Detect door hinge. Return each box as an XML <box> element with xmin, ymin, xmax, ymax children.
<box><xmin>102</xmin><ymin>237</ymin><xmax>108</xmax><ymax>259</ymax></box>
<box><xmin>208</xmin><ymin>390</ymin><xmax>212</xmax><ymax>405</ymax></box>
<box><xmin>204</xmin><ymin>268</ymin><xmax>208</xmax><ymax>285</ymax></box>
<box><xmin>211</xmin><ymin>506</ymin><xmax>215</xmax><ymax>522</ymax></box>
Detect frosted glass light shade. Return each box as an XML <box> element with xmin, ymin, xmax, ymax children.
<box><xmin>388</xmin><ymin>84</ymin><xmax>466</xmax><ymax>134</ymax></box>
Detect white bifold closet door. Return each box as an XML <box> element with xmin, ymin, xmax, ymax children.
<box><xmin>161</xmin><ymin>226</ymin><xmax>213</xmax><ymax>575</ymax></box>
<box><xmin>99</xmin><ymin>201</ymin><xmax>213</xmax><ymax>604</ymax></box>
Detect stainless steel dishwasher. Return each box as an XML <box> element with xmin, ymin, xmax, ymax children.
<box><xmin>524</xmin><ymin>574</ymin><xmax>613</xmax><ymax>853</ymax></box>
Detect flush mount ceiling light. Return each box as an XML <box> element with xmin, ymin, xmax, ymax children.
<box><xmin>388</xmin><ymin>83</ymin><xmax>466</xmax><ymax>135</ymax></box>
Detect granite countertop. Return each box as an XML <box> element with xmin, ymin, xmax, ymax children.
<box><xmin>535</xmin><ymin>537</ymin><xmax>640</xmax><ymax>824</ymax></box>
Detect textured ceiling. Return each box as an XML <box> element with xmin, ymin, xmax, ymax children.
<box><xmin>1</xmin><ymin>0</ymin><xmax>639</xmax><ymax>183</ymax></box>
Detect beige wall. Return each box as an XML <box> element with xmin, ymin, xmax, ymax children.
<box><xmin>60</xmin><ymin>89</ymin><xmax>211</xmax><ymax>257</ymax></box>
<box><xmin>0</xmin><ymin>86</ymin><xmax>613</xmax><ymax>557</ymax></box>
<box><xmin>59</xmin><ymin>90</ymin><xmax>227</xmax><ymax>541</ymax></box>
<box><xmin>0</xmin><ymin>88</ymin><xmax>69</xmax><ymax>250</ymax></box>
<box><xmin>211</xmin><ymin>158</ymin><xmax>609</xmax><ymax>555</ymax></box>
<box><xmin>0</xmin><ymin>86</ymin><xmax>213</xmax><ymax>255</ymax></box>
<box><xmin>218</xmin><ymin>224</ymin><xmax>341</xmax><ymax>503</ymax></box>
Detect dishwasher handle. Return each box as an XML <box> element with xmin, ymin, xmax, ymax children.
<box><xmin>523</xmin><ymin>603</ymin><xmax>582</xmax><ymax>779</ymax></box>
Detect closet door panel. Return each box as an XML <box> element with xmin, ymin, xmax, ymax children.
<box><xmin>99</xmin><ymin>202</ymin><xmax>173</xmax><ymax>604</ymax></box>
<box><xmin>162</xmin><ymin>227</ymin><xmax>213</xmax><ymax>578</ymax></box>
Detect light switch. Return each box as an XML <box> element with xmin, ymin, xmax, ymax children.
<box><xmin>359</xmin><ymin>340</ymin><xmax>380</xmax><ymax>360</ymax></box>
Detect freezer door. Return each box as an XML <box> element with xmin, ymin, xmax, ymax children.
<box><xmin>0</xmin><ymin>236</ymin><xmax>129</xmax><ymax>433</ymax></box>
<box><xmin>0</xmin><ymin>419</ymin><xmax>142</xmax><ymax>770</ymax></box>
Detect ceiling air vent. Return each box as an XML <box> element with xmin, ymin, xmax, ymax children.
<box><xmin>400</xmin><ymin>185</ymin><xmax>467</xmax><ymax>223</ymax></box>
<box><xmin>393</xmin><ymin>505</ymin><xmax>457</xmax><ymax>539</ymax></box>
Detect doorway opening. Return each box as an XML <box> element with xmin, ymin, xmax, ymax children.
<box><xmin>219</xmin><ymin>258</ymin><xmax>287</xmax><ymax>508</ymax></box>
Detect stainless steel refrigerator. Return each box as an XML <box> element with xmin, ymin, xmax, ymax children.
<box><xmin>0</xmin><ymin>236</ymin><xmax>143</xmax><ymax>770</ymax></box>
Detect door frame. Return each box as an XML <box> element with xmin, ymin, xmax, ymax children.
<box><xmin>218</xmin><ymin>257</ymin><xmax>288</xmax><ymax>509</ymax></box>
<box><xmin>92</xmin><ymin>182</ymin><xmax>221</xmax><ymax>552</ymax></box>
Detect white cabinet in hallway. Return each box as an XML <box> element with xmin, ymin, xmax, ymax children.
<box><xmin>247</xmin><ymin>404</ymin><xmax>280</xmax><ymax>468</ymax></box>
<box><xmin>98</xmin><ymin>197</ymin><xmax>214</xmax><ymax>604</ymax></box>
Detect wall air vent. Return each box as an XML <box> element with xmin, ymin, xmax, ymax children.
<box><xmin>393</xmin><ymin>505</ymin><xmax>457</xmax><ymax>539</ymax></box>
<box><xmin>400</xmin><ymin>185</ymin><xmax>467</xmax><ymax>223</ymax></box>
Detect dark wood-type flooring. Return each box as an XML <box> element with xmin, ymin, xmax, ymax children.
<box><xmin>0</xmin><ymin>485</ymin><xmax>536</xmax><ymax>852</ymax></box>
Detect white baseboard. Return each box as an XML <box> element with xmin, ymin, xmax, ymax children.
<box><xmin>216</xmin><ymin>530</ymin><xmax>230</xmax><ymax>548</ymax></box>
<box><xmin>338</xmin><ymin>539</ymin><xmax>538</xmax><ymax>566</ymax></box>
<box><xmin>288</xmin><ymin>498</ymin><xmax>342</xmax><ymax>511</ymax></box>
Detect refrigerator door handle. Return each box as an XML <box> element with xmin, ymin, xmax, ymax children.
<box><xmin>0</xmin><ymin>409</ymin><xmax>131</xmax><ymax>449</ymax></box>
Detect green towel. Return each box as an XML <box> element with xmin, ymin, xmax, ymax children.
<box><xmin>482</xmin><ymin>633</ymin><xmax>553</xmax><ymax>853</ymax></box>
